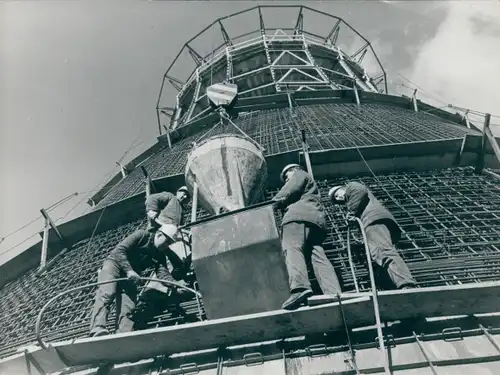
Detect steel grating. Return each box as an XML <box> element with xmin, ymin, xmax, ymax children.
<box><xmin>1</xmin><ymin>167</ymin><xmax>500</xmax><ymax>360</ymax></box>
<box><xmin>95</xmin><ymin>103</ymin><xmax>477</xmax><ymax>208</ymax></box>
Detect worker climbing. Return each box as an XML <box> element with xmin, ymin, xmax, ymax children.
<box><xmin>146</xmin><ymin>186</ymin><xmax>191</xmax><ymax>231</ymax></box>
<box><xmin>88</xmin><ymin>224</ymin><xmax>180</xmax><ymax>337</ymax></box>
<box><xmin>329</xmin><ymin>182</ymin><xmax>417</xmax><ymax>290</ymax></box>
<box><xmin>273</xmin><ymin>164</ymin><xmax>343</xmax><ymax>310</ymax></box>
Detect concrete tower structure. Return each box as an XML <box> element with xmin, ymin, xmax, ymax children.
<box><xmin>2</xmin><ymin>5</ymin><xmax>500</xmax><ymax>375</ymax></box>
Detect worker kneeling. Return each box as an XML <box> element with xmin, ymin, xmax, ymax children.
<box><xmin>329</xmin><ymin>182</ymin><xmax>417</xmax><ymax>290</ymax></box>
<box><xmin>89</xmin><ymin>224</ymin><xmax>180</xmax><ymax>337</ymax></box>
<box><xmin>273</xmin><ymin>164</ymin><xmax>343</xmax><ymax>310</ymax></box>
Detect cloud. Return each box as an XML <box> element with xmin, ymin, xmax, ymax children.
<box><xmin>408</xmin><ymin>1</ymin><xmax>500</xmax><ymax>131</ymax></box>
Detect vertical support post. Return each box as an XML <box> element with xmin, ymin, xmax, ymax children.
<box><xmin>116</xmin><ymin>162</ymin><xmax>128</xmax><ymax>179</ymax></box>
<box><xmin>475</xmin><ymin>113</ymin><xmax>491</xmax><ymax>173</ymax></box>
<box><xmin>141</xmin><ymin>167</ymin><xmax>152</xmax><ymax>198</ymax></box>
<box><xmin>463</xmin><ymin>110</ymin><xmax>471</xmax><ymax>129</ymax></box>
<box><xmin>484</xmin><ymin>113</ymin><xmax>500</xmax><ymax>167</ymax></box>
<box><xmin>40</xmin><ymin>219</ymin><xmax>50</xmax><ymax>269</ymax></box>
<box><xmin>172</xmin><ymin>103</ymin><xmax>182</xmax><ymax>131</ymax></box>
<box><xmin>356</xmin><ymin>218</ymin><xmax>391</xmax><ymax>375</ymax></box>
<box><xmin>39</xmin><ymin>208</ymin><xmax>66</xmax><ymax>270</ymax></box>
<box><xmin>412</xmin><ymin>89</ymin><xmax>418</xmax><ymax>112</ymax></box>
<box><xmin>353</xmin><ymin>80</ymin><xmax>360</xmax><ymax>106</ymax></box>
<box><xmin>191</xmin><ymin>182</ymin><xmax>199</xmax><ymax>222</ymax></box>
<box><xmin>167</xmin><ymin>132</ymin><xmax>172</xmax><ymax>149</ymax></box>
<box><xmin>301</xmin><ymin>129</ymin><xmax>314</xmax><ymax>180</ymax></box>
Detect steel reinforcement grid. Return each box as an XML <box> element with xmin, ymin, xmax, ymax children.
<box><xmin>0</xmin><ymin>166</ymin><xmax>499</xmax><ymax>359</ymax></box>
<box><xmin>94</xmin><ymin>103</ymin><xmax>477</xmax><ymax>208</ymax></box>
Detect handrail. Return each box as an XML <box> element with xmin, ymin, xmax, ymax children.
<box><xmin>35</xmin><ymin>277</ymin><xmax>202</xmax><ymax>350</ymax></box>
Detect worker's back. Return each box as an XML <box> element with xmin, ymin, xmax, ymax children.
<box><xmin>281</xmin><ymin>169</ymin><xmax>327</xmax><ymax>230</ymax></box>
<box><xmin>347</xmin><ymin>182</ymin><xmax>400</xmax><ymax>240</ymax></box>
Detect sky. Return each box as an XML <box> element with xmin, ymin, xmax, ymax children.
<box><xmin>1</xmin><ymin>0</ymin><xmax>500</xmax><ymax>266</ymax></box>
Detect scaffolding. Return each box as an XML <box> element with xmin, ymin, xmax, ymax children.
<box><xmin>2</xmin><ymin>5</ymin><xmax>500</xmax><ymax>375</ymax></box>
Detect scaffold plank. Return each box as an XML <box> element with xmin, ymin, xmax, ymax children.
<box><xmin>3</xmin><ymin>282</ymin><xmax>500</xmax><ymax>374</ymax></box>
<box><xmin>377</xmin><ymin>281</ymin><xmax>500</xmax><ymax>322</ymax></box>
<box><xmin>27</xmin><ymin>297</ymin><xmax>371</xmax><ymax>374</ymax></box>
<box><xmin>310</xmin><ymin>282</ymin><xmax>500</xmax><ymax>323</ymax></box>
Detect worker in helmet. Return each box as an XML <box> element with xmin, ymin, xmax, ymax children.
<box><xmin>273</xmin><ymin>164</ymin><xmax>342</xmax><ymax>310</ymax></box>
<box><xmin>89</xmin><ymin>224</ymin><xmax>181</xmax><ymax>337</ymax></box>
<box><xmin>328</xmin><ymin>182</ymin><xmax>416</xmax><ymax>290</ymax></box>
<box><xmin>146</xmin><ymin>186</ymin><xmax>190</xmax><ymax>232</ymax></box>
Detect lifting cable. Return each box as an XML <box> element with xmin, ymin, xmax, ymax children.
<box><xmin>35</xmin><ymin>276</ymin><xmax>202</xmax><ymax>350</ymax></box>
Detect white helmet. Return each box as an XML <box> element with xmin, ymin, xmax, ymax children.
<box><xmin>280</xmin><ymin>163</ymin><xmax>301</xmax><ymax>183</ymax></box>
<box><xmin>158</xmin><ymin>223</ymin><xmax>178</xmax><ymax>242</ymax></box>
<box><xmin>328</xmin><ymin>186</ymin><xmax>344</xmax><ymax>202</ymax></box>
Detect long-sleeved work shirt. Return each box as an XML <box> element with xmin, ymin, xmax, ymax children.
<box><xmin>345</xmin><ymin>182</ymin><xmax>401</xmax><ymax>240</ymax></box>
<box><xmin>273</xmin><ymin>169</ymin><xmax>327</xmax><ymax>230</ymax></box>
<box><xmin>106</xmin><ymin>229</ymin><xmax>172</xmax><ymax>280</ymax></box>
<box><xmin>145</xmin><ymin>192</ymin><xmax>184</xmax><ymax>226</ymax></box>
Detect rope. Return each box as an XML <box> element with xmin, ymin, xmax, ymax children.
<box><xmin>84</xmin><ymin>207</ymin><xmax>107</xmax><ymax>255</ymax></box>
<box><xmin>0</xmin><ymin>232</ymin><xmax>41</xmax><ymax>256</ymax></box>
<box><xmin>35</xmin><ymin>277</ymin><xmax>202</xmax><ymax>350</ymax></box>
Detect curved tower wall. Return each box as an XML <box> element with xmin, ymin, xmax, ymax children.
<box><xmin>1</xmin><ymin>6</ymin><xmax>500</xmax><ymax>375</ymax></box>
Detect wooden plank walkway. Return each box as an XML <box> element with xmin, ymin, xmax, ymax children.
<box><xmin>2</xmin><ymin>281</ymin><xmax>500</xmax><ymax>375</ymax></box>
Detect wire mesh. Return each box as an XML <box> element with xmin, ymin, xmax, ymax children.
<box><xmin>95</xmin><ymin>103</ymin><xmax>477</xmax><ymax>209</ymax></box>
<box><xmin>1</xmin><ymin>167</ymin><xmax>500</xmax><ymax>359</ymax></box>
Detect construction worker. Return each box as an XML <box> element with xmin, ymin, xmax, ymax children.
<box><xmin>328</xmin><ymin>182</ymin><xmax>417</xmax><ymax>290</ymax></box>
<box><xmin>273</xmin><ymin>164</ymin><xmax>342</xmax><ymax>310</ymax></box>
<box><xmin>146</xmin><ymin>186</ymin><xmax>190</xmax><ymax>232</ymax></box>
<box><xmin>89</xmin><ymin>224</ymin><xmax>180</xmax><ymax>337</ymax></box>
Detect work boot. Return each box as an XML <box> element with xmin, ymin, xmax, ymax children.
<box><xmin>282</xmin><ymin>289</ymin><xmax>313</xmax><ymax>311</ymax></box>
<box><xmin>96</xmin><ymin>363</ymin><xmax>113</xmax><ymax>375</ymax></box>
<box><xmin>89</xmin><ymin>328</ymin><xmax>110</xmax><ymax>337</ymax></box>
<box><xmin>400</xmin><ymin>284</ymin><xmax>417</xmax><ymax>290</ymax></box>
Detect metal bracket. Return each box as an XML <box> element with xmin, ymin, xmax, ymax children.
<box><xmin>180</xmin><ymin>362</ymin><xmax>200</xmax><ymax>374</ymax></box>
<box><xmin>412</xmin><ymin>89</ymin><xmax>418</xmax><ymax>112</ymax></box>
<box><xmin>243</xmin><ymin>352</ymin><xmax>264</xmax><ymax>366</ymax></box>
<box><xmin>475</xmin><ymin>113</ymin><xmax>492</xmax><ymax>173</ymax></box>
<box><xmin>306</xmin><ymin>344</ymin><xmax>328</xmax><ymax>358</ymax></box>
<box><xmin>453</xmin><ymin>135</ymin><xmax>468</xmax><ymax>166</ymax></box>
<box><xmin>39</xmin><ymin>208</ymin><xmax>67</xmax><ymax>270</ymax></box>
<box><xmin>115</xmin><ymin>162</ymin><xmax>129</xmax><ymax>179</ymax></box>
<box><xmin>441</xmin><ymin>327</ymin><xmax>463</xmax><ymax>342</ymax></box>
<box><xmin>140</xmin><ymin>166</ymin><xmax>156</xmax><ymax>198</ymax></box>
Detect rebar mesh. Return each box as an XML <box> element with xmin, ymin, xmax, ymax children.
<box><xmin>1</xmin><ymin>167</ymin><xmax>500</xmax><ymax>359</ymax></box>
<box><xmin>95</xmin><ymin>103</ymin><xmax>476</xmax><ymax>208</ymax></box>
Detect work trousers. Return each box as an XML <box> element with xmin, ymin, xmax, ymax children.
<box><xmin>89</xmin><ymin>259</ymin><xmax>137</xmax><ymax>335</ymax></box>
<box><xmin>364</xmin><ymin>222</ymin><xmax>416</xmax><ymax>289</ymax></box>
<box><xmin>281</xmin><ymin>222</ymin><xmax>342</xmax><ymax>295</ymax></box>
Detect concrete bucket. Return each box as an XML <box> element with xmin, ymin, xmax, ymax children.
<box><xmin>185</xmin><ymin>134</ymin><xmax>290</xmax><ymax>319</ymax></box>
<box><xmin>185</xmin><ymin>134</ymin><xmax>267</xmax><ymax>215</ymax></box>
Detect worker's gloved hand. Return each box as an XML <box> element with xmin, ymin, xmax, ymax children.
<box><xmin>272</xmin><ymin>197</ymin><xmax>285</xmax><ymax>208</ymax></box>
<box><xmin>126</xmin><ymin>270</ymin><xmax>141</xmax><ymax>283</ymax></box>
<box><xmin>345</xmin><ymin>214</ymin><xmax>357</xmax><ymax>228</ymax></box>
<box><xmin>147</xmin><ymin>210</ymin><xmax>159</xmax><ymax>220</ymax></box>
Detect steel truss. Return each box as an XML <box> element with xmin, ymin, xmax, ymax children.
<box><xmin>156</xmin><ymin>5</ymin><xmax>388</xmax><ymax>134</ymax></box>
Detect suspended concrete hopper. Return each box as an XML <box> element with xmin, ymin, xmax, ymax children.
<box><xmin>185</xmin><ymin>134</ymin><xmax>290</xmax><ymax>319</ymax></box>
<box><xmin>185</xmin><ymin>134</ymin><xmax>267</xmax><ymax>215</ymax></box>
